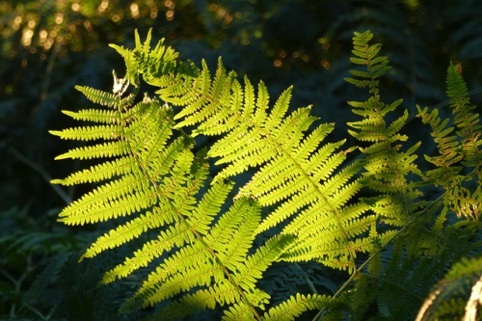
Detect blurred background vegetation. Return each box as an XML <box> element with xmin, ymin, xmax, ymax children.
<box><xmin>1</xmin><ymin>0</ymin><xmax>482</xmax><ymax>320</ymax></box>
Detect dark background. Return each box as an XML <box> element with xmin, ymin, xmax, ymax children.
<box><xmin>1</xmin><ymin>0</ymin><xmax>482</xmax><ymax>319</ymax></box>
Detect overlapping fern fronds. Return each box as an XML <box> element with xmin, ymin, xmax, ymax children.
<box><xmin>114</xmin><ymin>30</ymin><xmax>387</xmax><ymax>276</ymax></box>
<box><xmin>335</xmin><ymin>30</ymin><xmax>479</xmax><ymax>320</ymax></box>
<box><xmin>51</xmin><ymin>79</ymin><xmax>301</xmax><ymax>319</ymax></box>
<box><xmin>343</xmin><ymin>34</ymin><xmax>482</xmax><ymax>320</ymax></box>
<box><xmin>51</xmin><ymin>28</ymin><xmax>482</xmax><ymax>321</ymax></box>
<box><xmin>52</xmin><ymin>29</ymin><xmax>370</xmax><ymax>319</ymax></box>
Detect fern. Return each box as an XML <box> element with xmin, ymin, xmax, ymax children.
<box><xmin>338</xmin><ymin>29</ymin><xmax>431</xmax><ymax>320</ymax></box>
<box><xmin>325</xmin><ymin>0</ymin><xmax>445</xmax><ymax>110</ymax></box>
<box><xmin>417</xmin><ymin>62</ymin><xmax>482</xmax><ymax>221</ymax></box>
<box><xmin>51</xmin><ymin>29</ymin><xmax>482</xmax><ymax>320</ymax></box>
<box><xmin>337</xmin><ymin>31</ymin><xmax>482</xmax><ymax>320</ymax></box>
<box><xmin>346</xmin><ymin>30</ymin><xmax>422</xmax><ymax>224</ymax></box>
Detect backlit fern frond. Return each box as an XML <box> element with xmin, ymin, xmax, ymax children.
<box><xmin>446</xmin><ymin>62</ymin><xmax>482</xmax><ymax>167</ymax></box>
<box><xmin>417</xmin><ymin>62</ymin><xmax>482</xmax><ymax>221</ymax></box>
<box><xmin>109</xmin><ymin>29</ymin><xmax>180</xmax><ymax>88</ymax></box>
<box><xmin>346</xmin><ymin>30</ymin><xmax>423</xmax><ymax>229</ymax></box>
<box><xmin>262</xmin><ymin>293</ymin><xmax>336</xmax><ymax>321</ymax></box>
<box><xmin>50</xmin><ymin>91</ymin><xmax>192</xmax><ymax>227</ymax></box>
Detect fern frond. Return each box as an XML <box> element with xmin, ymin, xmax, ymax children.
<box><xmin>417</xmin><ymin>63</ymin><xmax>482</xmax><ymax>221</ymax></box>
<box><xmin>344</xmin><ymin>30</ymin><xmax>391</xmax><ymax>92</ymax></box>
<box><xmin>55</xmin><ymin>71</ymin><xmax>293</xmax><ymax>319</ymax></box>
<box><xmin>109</xmin><ymin>29</ymin><xmax>180</xmax><ymax>87</ymax></box>
<box><xmin>49</xmin><ymin>125</ymin><xmax>122</xmax><ymax>141</ymax></box>
<box><xmin>446</xmin><ymin>62</ymin><xmax>482</xmax><ymax>167</ymax></box>
<box><xmin>263</xmin><ymin>293</ymin><xmax>333</xmax><ymax>321</ymax></box>
<box><xmin>52</xmin><ymin>157</ymin><xmax>135</xmax><ymax>185</ymax></box>
<box><xmin>75</xmin><ymin>85</ymin><xmax>131</xmax><ymax>108</ymax></box>
<box><xmin>60</xmin><ymin>109</ymin><xmax>120</xmax><ymax>124</ymax></box>
<box><xmin>56</xmin><ymin>33</ymin><xmax>335</xmax><ymax>320</ymax></box>
<box><xmin>346</xmin><ymin>30</ymin><xmax>423</xmax><ymax>233</ymax></box>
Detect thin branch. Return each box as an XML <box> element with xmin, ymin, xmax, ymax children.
<box><xmin>8</xmin><ymin>147</ymin><xmax>71</xmax><ymax>205</ymax></box>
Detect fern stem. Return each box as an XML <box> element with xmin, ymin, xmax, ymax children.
<box><xmin>9</xmin><ymin>147</ymin><xmax>71</xmax><ymax>205</ymax></box>
<box><xmin>295</xmin><ymin>263</ymin><xmax>319</xmax><ymax>295</ymax></box>
<box><xmin>24</xmin><ymin>305</ymin><xmax>52</xmax><ymax>321</ymax></box>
